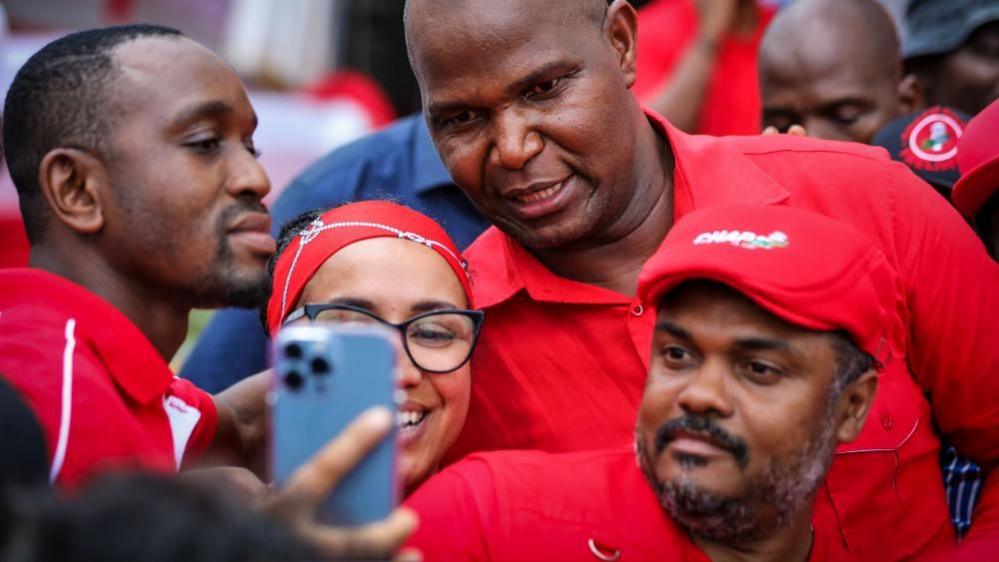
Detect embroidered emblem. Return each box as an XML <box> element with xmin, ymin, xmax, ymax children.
<box><xmin>900</xmin><ymin>109</ymin><xmax>963</xmax><ymax>171</ymax></box>
<box><xmin>693</xmin><ymin>230</ymin><xmax>789</xmax><ymax>250</ymax></box>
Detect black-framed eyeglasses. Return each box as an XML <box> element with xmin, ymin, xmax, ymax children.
<box><xmin>284</xmin><ymin>304</ymin><xmax>484</xmax><ymax>373</ymax></box>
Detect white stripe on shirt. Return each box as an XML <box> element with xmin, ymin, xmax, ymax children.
<box><xmin>49</xmin><ymin>318</ymin><xmax>76</xmax><ymax>483</ymax></box>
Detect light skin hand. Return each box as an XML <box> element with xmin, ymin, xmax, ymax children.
<box><xmin>265</xmin><ymin>406</ymin><xmax>419</xmax><ymax>561</ymax></box>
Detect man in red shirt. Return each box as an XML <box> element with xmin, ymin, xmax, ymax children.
<box><xmin>0</xmin><ymin>25</ymin><xmax>413</xmax><ymax>559</ymax></box>
<box><xmin>406</xmin><ymin>205</ymin><xmax>882</xmax><ymax>562</ymax></box>
<box><xmin>404</xmin><ymin>0</ymin><xmax>998</xmax><ymax>559</ymax></box>
<box><xmin>633</xmin><ymin>0</ymin><xmax>776</xmax><ymax>135</ymax></box>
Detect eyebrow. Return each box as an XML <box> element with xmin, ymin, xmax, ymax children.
<box><xmin>426</xmin><ymin>60</ymin><xmax>576</xmax><ymax>117</ymax></box>
<box><xmin>171</xmin><ymin>100</ymin><xmax>232</xmax><ymax>127</ymax></box>
<box><xmin>655</xmin><ymin>320</ymin><xmax>691</xmax><ymax>340</ymax></box>
<box><xmin>410</xmin><ymin>299</ymin><xmax>462</xmax><ymax>314</ymax></box>
<box><xmin>322</xmin><ymin>297</ymin><xmax>377</xmax><ymax>311</ymax></box>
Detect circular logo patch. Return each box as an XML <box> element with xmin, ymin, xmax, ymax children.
<box><xmin>901</xmin><ymin>110</ymin><xmax>963</xmax><ymax>171</ymax></box>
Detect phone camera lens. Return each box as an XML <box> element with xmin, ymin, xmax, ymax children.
<box><xmin>284</xmin><ymin>371</ymin><xmax>304</xmax><ymax>390</ymax></box>
<box><xmin>284</xmin><ymin>343</ymin><xmax>303</xmax><ymax>359</ymax></box>
<box><xmin>310</xmin><ymin>357</ymin><xmax>331</xmax><ymax>375</ymax></box>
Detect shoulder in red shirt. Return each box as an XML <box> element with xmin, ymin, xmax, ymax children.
<box><xmin>407</xmin><ymin>448</ymin><xmax>856</xmax><ymax>562</ymax></box>
<box><xmin>0</xmin><ymin>268</ymin><xmax>217</xmax><ymax>487</ymax></box>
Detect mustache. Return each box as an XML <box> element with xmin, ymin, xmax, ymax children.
<box><xmin>654</xmin><ymin>416</ymin><xmax>749</xmax><ymax>469</ymax></box>
<box><xmin>220</xmin><ymin>200</ymin><xmax>269</xmax><ymax>228</ymax></box>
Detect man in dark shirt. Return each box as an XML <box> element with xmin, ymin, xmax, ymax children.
<box><xmin>180</xmin><ymin>114</ymin><xmax>488</xmax><ymax>391</ymax></box>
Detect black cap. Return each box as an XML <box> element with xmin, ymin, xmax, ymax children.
<box><xmin>872</xmin><ymin>106</ymin><xmax>969</xmax><ymax>194</ymax></box>
<box><xmin>903</xmin><ymin>0</ymin><xmax>999</xmax><ymax>59</ymax></box>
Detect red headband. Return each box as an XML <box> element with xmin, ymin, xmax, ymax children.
<box><xmin>266</xmin><ymin>201</ymin><xmax>472</xmax><ymax>335</ymax></box>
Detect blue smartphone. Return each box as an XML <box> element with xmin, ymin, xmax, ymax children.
<box><xmin>270</xmin><ymin>324</ymin><xmax>398</xmax><ymax>526</ymax></box>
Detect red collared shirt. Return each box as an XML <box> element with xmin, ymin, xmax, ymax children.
<box><xmin>0</xmin><ymin>269</ymin><xmax>217</xmax><ymax>487</ymax></box>
<box><xmin>407</xmin><ymin>448</ymin><xmax>856</xmax><ymax>562</ymax></box>
<box><xmin>633</xmin><ymin>0</ymin><xmax>776</xmax><ymax>136</ymax></box>
<box><xmin>453</xmin><ymin>110</ymin><xmax>999</xmax><ymax>559</ymax></box>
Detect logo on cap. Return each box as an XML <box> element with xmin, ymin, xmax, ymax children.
<box><xmin>693</xmin><ymin>230</ymin><xmax>789</xmax><ymax>250</ymax></box>
<box><xmin>901</xmin><ymin>109</ymin><xmax>963</xmax><ymax>171</ymax></box>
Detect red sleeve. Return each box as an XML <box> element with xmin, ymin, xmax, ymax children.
<box><xmin>167</xmin><ymin>377</ymin><xmax>218</xmax><ymax>460</ymax></box>
<box><xmin>403</xmin><ymin>457</ymin><xmax>499</xmax><ymax>562</ymax></box>
<box><xmin>632</xmin><ymin>0</ymin><xmax>694</xmax><ymax>100</ymax></box>
<box><xmin>888</xmin><ymin>162</ymin><xmax>999</xmax><ymax>539</ymax></box>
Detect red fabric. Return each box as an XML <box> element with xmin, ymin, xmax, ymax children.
<box><xmin>952</xmin><ymin>99</ymin><xmax>999</xmax><ymax>218</ymax></box>
<box><xmin>304</xmin><ymin>70</ymin><xmax>396</xmax><ymax>129</ymax></box>
<box><xmin>637</xmin><ymin>204</ymin><xmax>897</xmax><ymax>362</ymax></box>
<box><xmin>633</xmin><ymin>0</ymin><xmax>776</xmax><ymax>136</ymax></box>
<box><xmin>0</xmin><ymin>210</ymin><xmax>30</xmax><ymax>268</ymax></box>
<box><xmin>0</xmin><ymin>269</ymin><xmax>217</xmax><ymax>488</ymax></box>
<box><xmin>266</xmin><ymin>201</ymin><xmax>471</xmax><ymax>334</ymax></box>
<box><xmin>452</xmin><ymin>109</ymin><xmax>999</xmax><ymax>560</ymax></box>
<box><xmin>407</xmin><ymin>449</ymin><xmax>856</xmax><ymax>562</ymax></box>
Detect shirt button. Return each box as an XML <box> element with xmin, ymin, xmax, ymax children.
<box><xmin>880</xmin><ymin>413</ymin><xmax>894</xmax><ymax>431</ymax></box>
<box><xmin>631</xmin><ymin>304</ymin><xmax>644</xmax><ymax>316</ymax></box>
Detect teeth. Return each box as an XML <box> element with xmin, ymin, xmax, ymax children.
<box><xmin>518</xmin><ymin>181</ymin><xmax>563</xmax><ymax>204</ymax></box>
<box><xmin>396</xmin><ymin>410</ymin><xmax>427</xmax><ymax>428</ymax></box>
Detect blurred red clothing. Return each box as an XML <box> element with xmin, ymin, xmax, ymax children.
<box><xmin>633</xmin><ymin>0</ymin><xmax>776</xmax><ymax>136</ymax></box>
<box><xmin>407</xmin><ymin>449</ymin><xmax>858</xmax><ymax>561</ymax></box>
<box><xmin>449</xmin><ymin>109</ymin><xmax>999</xmax><ymax>559</ymax></box>
<box><xmin>0</xmin><ymin>269</ymin><xmax>217</xmax><ymax>487</ymax></box>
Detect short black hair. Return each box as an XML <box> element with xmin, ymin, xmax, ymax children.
<box><xmin>260</xmin><ymin>208</ymin><xmax>327</xmax><ymax>336</ymax></box>
<box><xmin>4</xmin><ymin>472</ymin><xmax>318</xmax><ymax>562</ymax></box>
<box><xmin>2</xmin><ymin>24</ymin><xmax>183</xmax><ymax>243</ymax></box>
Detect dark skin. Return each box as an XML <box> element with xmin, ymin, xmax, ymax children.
<box><xmin>637</xmin><ymin>283</ymin><xmax>876</xmax><ymax>562</ymax></box>
<box><xmin>29</xmin><ymin>35</ymin><xmax>416</xmax><ymax>559</ymax></box>
<box><xmin>759</xmin><ymin>0</ymin><xmax>919</xmax><ymax>144</ymax></box>
<box><xmin>407</xmin><ymin>0</ymin><xmax>674</xmax><ymax>296</ymax></box>
<box><xmin>909</xmin><ymin>22</ymin><xmax>999</xmax><ymax>117</ymax></box>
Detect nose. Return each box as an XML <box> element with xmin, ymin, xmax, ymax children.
<box><xmin>802</xmin><ymin>116</ymin><xmax>848</xmax><ymax>143</ymax></box>
<box><xmin>488</xmin><ymin>109</ymin><xmax>543</xmax><ymax>170</ymax></box>
<box><xmin>397</xmin><ymin>345</ymin><xmax>425</xmax><ymax>389</ymax></box>
<box><xmin>675</xmin><ymin>360</ymin><xmax>733</xmax><ymax>418</ymax></box>
<box><xmin>226</xmin><ymin>147</ymin><xmax>271</xmax><ymax>201</ymax></box>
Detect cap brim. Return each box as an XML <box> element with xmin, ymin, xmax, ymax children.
<box><xmin>953</xmin><ymin>154</ymin><xmax>999</xmax><ymax>218</ymax></box>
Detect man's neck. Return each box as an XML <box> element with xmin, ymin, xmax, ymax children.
<box><xmin>30</xmin><ymin>245</ymin><xmax>189</xmax><ymax>361</ymax></box>
<box><xmin>694</xmin><ymin>517</ymin><xmax>814</xmax><ymax>562</ymax></box>
<box><xmin>531</xmin><ymin>119</ymin><xmax>675</xmax><ymax>297</ymax></box>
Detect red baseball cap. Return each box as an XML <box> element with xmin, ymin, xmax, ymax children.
<box><xmin>952</xmin><ymin>99</ymin><xmax>999</xmax><ymax>218</ymax></box>
<box><xmin>637</xmin><ymin>205</ymin><xmax>897</xmax><ymax>363</ymax></box>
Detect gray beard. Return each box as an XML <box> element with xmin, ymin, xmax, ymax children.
<box><xmin>636</xmin><ymin>405</ymin><xmax>839</xmax><ymax>545</ymax></box>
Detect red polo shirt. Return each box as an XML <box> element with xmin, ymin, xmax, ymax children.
<box><xmin>407</xmin><ymin>449</ymin><xmax>857</xmax><ymax>562</ymax></box>
<box><xmin>0</xmin><ymin>269</ymin><xmax>218</xmax><ymax>488</ymax></box>
<box><xmin>633</xmin><ymin>0</ymin><xmax>776</xmax><ymax>136</ymax></box>
<box><xmin>452</xmin><ymin>110</ymin><xmax>999</xmax><ymax>559</ymax></box>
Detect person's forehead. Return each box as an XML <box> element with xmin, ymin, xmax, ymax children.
<box><xmin>656</xmin><ymin>283</ymin><xmax>817</xmax><ymax>344</ymax></box>
<box><xmin>408</xmin><ymin>0</ymin><xmax>595</xmax><ymax>77</ymax></box>
<box><xmin>109</xmin><ymin>36</ymin><xmax>249</xmax><ymax>121</ymax></box>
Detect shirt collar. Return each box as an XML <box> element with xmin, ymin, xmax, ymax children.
<box><xmin>0</xmin><ymin>269</ymin><xmax>176</xmax><ymax>405</ymax></box>
<box><xmin>469</xmin><ymin>108</ymin><xmax>790</xmax><ymax>309</ymax></box>
<box><xmin>412</xmin><ymin>115</ymin><xmax>455</xmax><ymax>194</ymax></box>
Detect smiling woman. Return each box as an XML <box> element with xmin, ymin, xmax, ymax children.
<box><xmin>263</xmin><ymin>200</ymin><xmax>480</xmax><ymax>495</ymax></box>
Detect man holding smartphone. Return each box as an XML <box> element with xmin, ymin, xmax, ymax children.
<box><xmin>0</xmin><ymin>25</ymin><xmax>413</xmax><ymax>560</ymax></box>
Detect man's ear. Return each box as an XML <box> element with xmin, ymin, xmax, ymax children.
<box><xmin>897</xmin><ymin>73</ymin><xmax>925</xmax><ymax>114</ymax></box>
<box><xmin>834</xmin><ymin>370</ymin><xmax>878</xmax><ymax>444</ymax></box>
<box><xmin>606</xmin><ymin>0</ymin><xmax>639</xmax><ymax>88</ymax></box>
<box><xmin>38</xmin><ymin>148</ymin><xmax>109</xmax><ymax>235</ymax></box>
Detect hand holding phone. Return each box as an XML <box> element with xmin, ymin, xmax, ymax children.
<box><xmin>270</xmin><ymin>325</ymin><xmax>399</xmax><ymax>526</ymax></box>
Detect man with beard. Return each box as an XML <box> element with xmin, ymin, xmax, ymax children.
<box><xmin>404</xmin><ymin>205</ymin><xmax>879</xmax><ymax>561</ymax></box>
<box><xmin>403</xmin><ymin>0</ymin><xmax>998</xmax><ymax>558</ymax></box>
<box><xmin>0</xmin><ymin>26</ymin><xmax>414</xmax><ymax>559</ymax></box>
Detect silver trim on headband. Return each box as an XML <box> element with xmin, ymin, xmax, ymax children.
<box><xmin>279</xmin><ymin>217</ymin><xmax>469</xmax><ymax>324</ymax></box>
